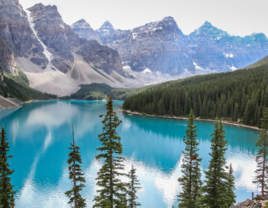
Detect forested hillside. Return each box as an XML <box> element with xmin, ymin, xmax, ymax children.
<box><xmin>0</xmin><ymin>68</ymin><xmax>56</xmax><ymax>101</ymax></box>
<box><xmin>123</xmin><ymin>60</ymin><xmax>268</xmax><ymax>127</ymax></box>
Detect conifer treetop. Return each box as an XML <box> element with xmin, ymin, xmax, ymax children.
<box><xmin>178</xmin><ymin>109</ymin><xmax>203</xmax><ymax>208</ymax></box>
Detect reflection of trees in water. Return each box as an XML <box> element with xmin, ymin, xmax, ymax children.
<box><xmin>121</xmin><ymin>113</ymin><xmax>187</xmax><ymax>140</ymax></box>
<box><xmin>120</xmin><ymin>114</ymin><xmax>185</xmax><ymax>173</ymax></box>
<box><xmin>122</xmin><ymin>113</ymin><xmax>258</xmax><ymax>154</ymax></box>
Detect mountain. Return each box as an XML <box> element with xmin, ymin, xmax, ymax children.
<box><xmin>95</xmin><ymin>17</ymin><xmax>195</xmax><ymax>75</ymax></box>
<box><xmin>27</xmin><ymin>3</ymin><xmax>123</xmax><ymax>75</ymax></box>
<box><xmin>122</xmin><ymin>55</ymin><xmax>268</xmax><ymax>127</ymax></box>
<box><xmin>0</xmin><ymin>0</ymin><xmax>47</xmax><ymax>70</ymax></box>
<box><xmin>188</xmin><ymin>21</ymin><xmax>268</xmax><ymax>72</ymax></box>
<box><xmin>0</xmin><ymin>1</ymin><xmax>176</xmax><ymax>97</ymax></box>
<box><xmin>72</xmin><ymin>18</ymin><xmax>268</xmax><ymax>75</ymax></box>
<box><xmin>71</xmin><ymin>19</ymin><xmax>102</xmax><ymax>44</ymax></box>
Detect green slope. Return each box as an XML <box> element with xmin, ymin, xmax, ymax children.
<box><xmin>0</xmin><ymin>67</ymin><xmax>56</xmax><ymax>102</ymax></box>
<box><xmin>246</xmin><ymin>55</ymin><xmax>268</xmax><ymax>69</ymax></box>
<box><xmin>123</xmin><ymin>57</ymin><xmax>268</xmax><ymax>127</ymax></box>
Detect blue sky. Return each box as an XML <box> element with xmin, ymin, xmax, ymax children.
<box><xmin>20</xmin><ymin>0</ymin><xmax>268</xmax><ymax>37</ymax></box>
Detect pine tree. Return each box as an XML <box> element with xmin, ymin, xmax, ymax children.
<box><xmin>202</xmin><ymin>120</ymin><xmax>229</xmax><ymax>208</ymax></box>
<box><xmin>94</xmin><ymin>95</ymin><xmax>127</xmax><ymax>208</ymax></box>
<box><xmin>0</xmin><ymin>126</ymin><xmax>16</xmax><ymax>208</ymax></box>
<box><xmin>127</xmin><ymin>165</ymin><xmax>141</xmax><ymax>208</ymax></box>
<box><xmin>226</xmin><ymin>164</ymin><xmax>236</xmax><ymax>207</ymax></box>
<box><xmin>178</xmin><ymin>109</ymin><xmax>202</xmax><ymax>208</ymax></box>
<box><xmin>65</xmin><ymin>124</ymin><xmax>86</xmax><ymax>208</ymax></box>
<box><xmin>253</xmin><ymin>108</ymin><xmax>268</xmax><ymax>195</ymax></box>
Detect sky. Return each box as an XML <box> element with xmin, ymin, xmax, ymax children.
<box><xmin>19</xmin><ymin>0</ymin><xmax>268</xmax><ymax>37</ymax></box>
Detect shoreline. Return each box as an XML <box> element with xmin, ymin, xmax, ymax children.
<box><xmin>120</xmin><ymin>109</ymin><xmax>262</xmax><ymax>131</ymax></box>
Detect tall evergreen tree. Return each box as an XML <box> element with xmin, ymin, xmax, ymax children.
<box><xmin>178</xmin><ymin>109</ymin><xmax>202</xmax><ymax>208</ymax></box>
<box><xmin>202</xmin><ymin>120</ymin><xmax>229</xmax><ymax>208</ymax></box>
<box><xmin>127</xmin><ymin>165</ymin><xmax>141</xmax><ymax>208</ymax></box>
<box><xmin>0</xmin><ymin>126</ymin><xmax>16</xmax><ymax>208</ymax></box>
<box><xmin>253</xmin><ymin>108</ymin><xmax>268</xmax><ymax>195</ymax></box>
<box><xmin>94</xmin><ymin>95</ymin><xmax>127</xmax><ymax>208</ymax></box>
<box><xmin>65</xmin><ymin>124</ymin><xmax>86</xmax><ymax>208</ymax></box>
<box><xmin>226</xmin><ymin>163</ymin><xmax>236</xmax><ymax>207</ymax></box>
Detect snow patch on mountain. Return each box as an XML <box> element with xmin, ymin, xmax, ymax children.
<box><xmin>123</xmin><ymin>66</ymin><xmax>132</xmax><ymax>71</ymax></box>
<box><xmin>142</xmin><ymin>68</ymin><xmax>152</xmax><ymax>74</ymax></box>
<box><xmin>229</xmin><ymin>65</ymin><xmax>237</xmax><ymax>71</ymax></box>
<box><xmin>224</xmin><ymin>52</ymin><xmax>234</xmax><ymax>58</ymax></box>
<box><xmin>26</xmin><ymin>10</ymin><xmax>54</xmax><ymax>63</ymax></box>
<box><xmin>132</xmin><ymin>33</ymin><xmax>137</xmax><ymax>40</ymax></box>
<box><xmin>193</xmin><ymin>62</ymin><xmax>205</xmax><ymax>71</ymax></box>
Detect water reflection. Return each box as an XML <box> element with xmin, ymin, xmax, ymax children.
<box><xmin>0</xmin><ymin>101</ymin><xmax>261</xmax><ymax>207</ymax></box>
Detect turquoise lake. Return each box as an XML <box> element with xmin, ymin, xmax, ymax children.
<box><xmin>0</xmin><ymin>100</ymin><xmax>260</xmax><ymax>208</ymax></box>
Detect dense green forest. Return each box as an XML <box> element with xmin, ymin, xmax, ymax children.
<box><xmin>0</xmin><ymin>67</ymin><xmax>56</xmax><ymax>101</ymax></box>
<box><xmin>123</xmin><ymin>62</ymin><xmax>268</xmax><ymax>127</ymax></box>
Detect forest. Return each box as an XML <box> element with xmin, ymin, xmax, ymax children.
<box><xmin>123</xmin><ymin>64</ymin><xmax>268</xmax><ymax>127</ymax></box>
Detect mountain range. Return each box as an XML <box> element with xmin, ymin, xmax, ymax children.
<box><xmin>73</xmin><ymin>18</ymin><xmax>268</xmax><ymax>75</ymax></box>
<box><xmin>0</xmin><ymin>0</ymin><xmax>267</xmax><ymax>96</ymax></box>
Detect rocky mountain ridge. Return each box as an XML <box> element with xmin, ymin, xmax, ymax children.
<box><xmin>95</xmin><ymin>17</ymin><xmax>194</xmax><ymax>75</ymax></box>
<box><xmin>0</xmin><ymin>0</ymin><xmax>175</xmax><ymax>96</ymax></box>
<box><xmin>71</xmin><ymin>19</ymin><xmax>102</xmax><ymax>44</ymax></box>
<box><xmin>72</xmin><ymin>17</ymin><xmax>268</xmax><ymax>75</ymax></box>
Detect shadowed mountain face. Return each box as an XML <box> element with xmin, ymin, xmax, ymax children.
<box><xmin>0</xmin><ymin>0</ymin><xmax>48</xmax><ymax>69</ymax></box>
<box><xmin>0</xmin><ymin>38</ymin><xmax>17</xmax><ymax>74</ymax></box>
<box><xmin>72</xmin><ymin>18</ymin><xmax>268</xmax><ymax>75</ymax></box>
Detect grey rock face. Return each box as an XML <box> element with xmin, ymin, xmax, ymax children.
<box><xmin>95</xmin><ymin>17</ymin><xmax>193</xmax><ymax>74</ymax></box>
<box><xmin>0</xmin><ymin>0</ymin><xmax>47</xmax><ymax>69</ymax></box>
<box><xmin>0</xmin><ymin>38</ymin><xmax>17</xmax><ymax>74</ymax></box>
<box><xmin>71</xmin><ymin>19</ymin><xmax>102</xmax><ymax>44</ymax></box>
<box><xmin>51</xmin><ymin>58</ymin><xmax>71</xmax><ymax>73</ymax></box>
<box><xmin>76</xmin><ymin>40</ymin><xmax>123</xmax><ymax>75</ymax></box>
<box><xmin>27</xmin><ymin>3</ymin><xmax>74</xmax><ymax>62</ymax></box>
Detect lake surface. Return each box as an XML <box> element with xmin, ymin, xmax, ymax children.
<box><xmin>0</xmin><ymin>100</ymin><xmax>260</xmax><ymax>208</ymax></box>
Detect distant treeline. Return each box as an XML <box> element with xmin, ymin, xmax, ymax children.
<box><xmin>123</xmin><ymin>66</ymin><xmax>268</xmax><ymax>127</ymax></box>
<box><xmin>60</xmin><ymin>83</ymin><xmax>175</xmax><ymax>101</ymax></box>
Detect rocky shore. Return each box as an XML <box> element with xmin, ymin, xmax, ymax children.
<box><xmin>230</xmin><ymin>198</ymin><xmax>266</xmax><ymax>208</ymax></box>
<box><xmin>0</xmin><ymin>95</ymin><xmax>22</xmax><ymax>109</ymax></box>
